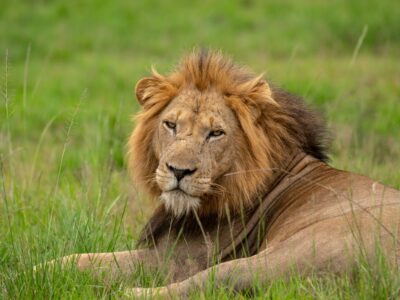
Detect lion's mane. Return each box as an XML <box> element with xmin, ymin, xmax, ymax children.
<box><xmin>128</xmin><ymin>50</ymin><xmax>328</xmax><ymax>219</ymax></box>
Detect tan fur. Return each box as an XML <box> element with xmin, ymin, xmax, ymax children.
<box><xmin>42</xmin><ymin>51</ymin><xmax>400</xmax><ymax>298</ymax></box>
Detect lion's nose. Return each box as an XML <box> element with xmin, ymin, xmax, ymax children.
<box><xmin>167</xmin><ymin>164</ymin><xmax>197</xmax><ymax>181</ymax></box>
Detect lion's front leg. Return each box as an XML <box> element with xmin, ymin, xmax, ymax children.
<box><xmin>123</xmin><ymin>255</ymin><xmax>255</xmax><ymax>298</ymax></box>
<box><xmin>124</xmin><ymin>211</ymin><xmax>400</xmax><ymax>297</ymax></box>
<box><xmin>35</xmin><ymin>249</ymin><xmax>158</xmax><ymax>280</ymax></box>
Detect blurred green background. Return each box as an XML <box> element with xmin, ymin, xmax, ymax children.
<box><xmin>1</xmin><ymin>0</ymin><xmax>399</xmax><ymax>298</ymax></box>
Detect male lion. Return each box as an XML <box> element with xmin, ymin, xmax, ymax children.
<box><xmin>52</xmin><ymin>51</ymin><xmax>400</xmax><ymax>297</ymax></box>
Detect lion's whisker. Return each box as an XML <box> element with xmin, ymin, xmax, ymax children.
<box><xmin>224</xmin><ymin>168</ymin><xmax>277</xmax><ymax>177</ymax></box>
<box><xmin>209</xmin><ymin>182</ymin><xmax>226</xmax><ymax>195</ymax></box>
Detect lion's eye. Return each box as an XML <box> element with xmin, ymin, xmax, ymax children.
<box><xmin>164</xmin><ymin>121</ymin><xmax>176</xmax><ymax>130</ymax></box>
<box><xmin>208</xmin><ymin>130</ymin><xmax>225</xmax><ymax>139</ymax></box>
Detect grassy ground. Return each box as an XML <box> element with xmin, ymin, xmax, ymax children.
<box><xmin>1</xmin><ymin>0</ymin><xmax>399</xmax><ymax>298</ymax></box>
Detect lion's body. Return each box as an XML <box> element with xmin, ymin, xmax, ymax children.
<box><xmin>131</xmin><ymin>153</ymin><xmax>400</xmax><ymax>284</ymax></box>
<box><xmin>46</xmin><ymin>51</ymin><xmax>400</xmax><ymax>297</ymax></box>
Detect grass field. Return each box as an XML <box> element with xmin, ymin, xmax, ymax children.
<box><xmin>1</xmin><ymin>0</ymin><xmax>399</xmax><ymax>298</ymax></box>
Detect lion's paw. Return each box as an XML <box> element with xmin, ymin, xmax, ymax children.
<box><xmin>124</xmin><ymin>287</ymin><xmax>168</xmax><ymax>299</ymax></box>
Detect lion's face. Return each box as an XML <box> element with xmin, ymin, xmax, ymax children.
<box><xmin>153</xmin><ymin>88</ymin><xmax>240</xmax><ymax>216</ymax></box>
<box><xmin>129</xmin><ymin>51</ymin><xmax>326</xmax><ymax>218</ymax></box>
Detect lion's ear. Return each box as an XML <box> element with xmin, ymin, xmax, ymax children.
<box><xmin>239</xmin><ymin>76</ymin><xmax>278</xmax><ymax>121</ymax></box>
<box><xmin>135</xmin><ymin>73</ymin><xmax>177</xmax><ymax>107</ymax></box>
<box><xmin>248</xmin><ymin>77</ymin><xmax>276</xmax><ymax>104</ymax></box>
<box><xmin>135</xmin><ymin>77</ymin><xmax>162</xmax><ymax>106</ymax></box>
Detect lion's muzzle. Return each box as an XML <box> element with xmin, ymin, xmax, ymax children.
<box><xmin>156</xmin><ymin>158</ymin><xmax>211</xmax><ymax>216</ymax></box>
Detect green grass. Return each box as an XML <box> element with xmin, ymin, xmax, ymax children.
<box><xmin>1</xmin><ymin>0</ymin><xmax>399</xmax><ymax>298</ymax></box>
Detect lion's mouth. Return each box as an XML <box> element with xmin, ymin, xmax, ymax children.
<box><xmin>166</xmin><ymin>186</ymin><xmax>194</xmax><ymax>197</ymax></box>
<box><xmin>160</xmin><ymin>189</ymin><xmax>201</xmax><ymax>216</ymax></box>
<box><xmin>168</xmin><ymin>187</ymin><xmax>189</xmax><ymax>194</ymax></box>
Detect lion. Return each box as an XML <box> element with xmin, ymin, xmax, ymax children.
<box><xmin>49</xmin><ymin>50</ymin><xmax>400</xmax><ymax>298</ymax></box>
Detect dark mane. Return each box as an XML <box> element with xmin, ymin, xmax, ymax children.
<box><xmin>270</xmin><ymin>86</ymin><xmax>329</xmax><ymax>161</ymax></box>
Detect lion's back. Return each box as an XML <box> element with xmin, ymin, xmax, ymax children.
<box><xmin>267</xmin><ymin>164</ymin><xmax>400</xmax><ymax>249</ymax></box>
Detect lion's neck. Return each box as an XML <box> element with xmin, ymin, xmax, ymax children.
<box><xmin>271</xmin><ymin>151</ymin><xmax>313</xmax><ymax>184</ymax></box>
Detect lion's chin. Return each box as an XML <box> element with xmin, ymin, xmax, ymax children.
<box><xmin>160</xmin><ymin>190</ymin><xmax>200</xmax><ymax>217</ymax></box>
